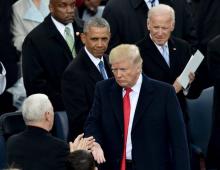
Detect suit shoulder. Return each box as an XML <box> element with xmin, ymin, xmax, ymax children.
<box><xmin>103</xmin><ymin>0</ymin><xmax>127</xmax><ymax>16</ymax></box>
<box><xmin>148</xmin><ymin>76</ymin><xmax>174</xmax><ymax>91</ymax></box>
<box><xmin>64</xmin><ymin>53</ymin><xmax>86</xmax><ymax>75</ymax></box>
<box><xmin>209</xmin><ymin>35</ymin><xmax>220</xmax><ymax>48</ymax></box>
<box><xmin>136</xmin><ymin>37</ymin><xmax>146</xmax><ymax>47</ymax></box>
<box><xmin>171</xmin><ymin>36</ymin><xmax>189</xmax><ymax>47</ymax></box>
<box><xmin>47</xmin><ymin>135</ymin><xmax>69</xmax><ymax>149</ymax></box>
<box><xmin>25</xmin><ymin>17</ymin><xmax>50</xmax><ymax>40</ymax></box>
<box><xmin>96</xmin><ymin>78</ymin><xmax>115</xmax><ymax>88</ymax></box>
<box><xmin>7</xmin><ymin>132</ymin><xmax>23</xmax><ymax>142</ymax></box>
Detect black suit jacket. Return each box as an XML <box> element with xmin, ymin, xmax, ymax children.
<box><xmin>102</xmin><ymin>0</ymin><xmax>197</xmax><ymax>52</ymax></box>
<box><xmin>84</xmin><ymin>75</ymin><xmax>190</xmax><ymax>170</ymax></box>
<box><xmin>137</xmin><ymin>35</ymin><xmax>201</xmax><ymax>122</ymax></box>
<box><xmin>62</xmin><ymin>48</ymin><xmax>112</xmax><ymax>140</ymax></box>
<box><xmin>22</xmin><ymin>14</ymin><xmax>83</xmax><ymax>111</ymax></box>
<box><xmin>7</xmin><ymin>126</ymin><xmax>69</xmax><ymax>170</ymax></box>
<box><xmin>197</xmin><ymin>0</ymin><xmax>220</xmax><ymax>56</ymax></box>
<box><xmin>206</xmin><ymin>35</ymin><xmax>220</xmax><ymax>168</ymax></box>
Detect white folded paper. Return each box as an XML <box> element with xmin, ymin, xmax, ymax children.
<box><xmin>177</xmin><ymin>50</ymin><xmax>204</xmax><ymax>89</ymax></box>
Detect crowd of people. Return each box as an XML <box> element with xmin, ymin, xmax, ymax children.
<box><xmin>1</xmin><ymin>0</ymin><xmax>220</xmax><ymax>169</ymax></box>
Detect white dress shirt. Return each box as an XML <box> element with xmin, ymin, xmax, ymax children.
<box><xmin>123</xmin><ymin>74</ymin><xmax>143</xmax><ymax>160</ymax></box>
<box><xmin>51</xmin><ymin>16</ymin><xmax>75</xmax><ymax>41</ymax></box>
<box><xmin>0</xmin><ymin>62</ymin><xmax>6</xmax><ymax>95</ymax></box>
<box><xmin>84</xmin><ymin>47</ymin><xmax>108</xmax><ymax>78</ymax></box>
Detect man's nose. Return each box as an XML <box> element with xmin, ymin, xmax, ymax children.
<box><xmin>67</xmin><ymin>5</ymin><xmax>74</xmax><ymax>13</ymax></box>
<box><xmin>97</xmin><ymin>39</ymin><xmax>103</xmax><ymax>47</ymax></box>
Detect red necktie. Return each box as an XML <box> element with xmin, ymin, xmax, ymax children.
<box><xmin>121</xmin><ymin>88</ymin><xmax>132</xmax><ymax>170</ymax></box>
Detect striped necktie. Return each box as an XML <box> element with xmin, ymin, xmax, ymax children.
<box><xmin>98</xmin><ymin>61</ymin><xmax>108</xmax><ymax>80</ymax></box>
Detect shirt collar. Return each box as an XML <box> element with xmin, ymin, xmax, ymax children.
<box><xmin>124</xmin><ymin>74</ymin><xmax>143</xmax><ymax>94</ymax></box>
<box><xmin>84</xmin><ymin>47</ymin><xmax>104</xmax><ymax>67</ymax></box>
<box><xmin>51</xmin><ymin>16</ymin><xmax>74</xmax><ymax>36</ymax></box>
<box><xmin>149</xmin><ymin>33</ymin><xmax>169</xmax><ymax>51</ymax></box>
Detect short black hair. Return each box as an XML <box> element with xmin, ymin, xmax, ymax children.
<box><xmin>66</xmin><ymin>150</ymin><xmax>96</xmax><ymax>170</ymax></box>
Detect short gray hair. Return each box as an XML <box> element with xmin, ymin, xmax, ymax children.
<box><xmin>148</xmin><ymin>4</ymin><xmax>175</xmax><ymax>23</ymax></box>
<box><xmin>22</xmin><ymin>94</ymin><xmax>53</xmax><ymax>124</ymax></box>
<box><xmin>109</xmin><ymin>44</ymin><xmax>143</xmax><ymax>65</ymax></box>
<box><xmin>83</xmin><ymin>17</ymin><xmax>110</xmax><ymax>33</ymax></box>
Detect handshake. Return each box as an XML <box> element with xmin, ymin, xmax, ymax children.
<box><xmin>69</xmin><ymin>133</ymin><xmax>106</xmax><ymax>164</ymax></box>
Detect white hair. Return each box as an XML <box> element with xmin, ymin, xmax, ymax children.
<box><xmin>22</xmin><ymin>94</ymin><xmax>53</xmax><ymax>124</ymax></box>
<box><xmin>148</xmin><ymin>4</ymin><xmax>175</xmax><ymax>23</ymax></box>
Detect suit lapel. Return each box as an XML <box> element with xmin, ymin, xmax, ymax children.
<box><xmin>45</xmin><ymin>15</ymin><xmax>73</xmax><ymax>61</ymax></box>
<box><xmin>110</xmin><ymin>82</ymin><xmax>124</xmax><ymax>133</ymax></box>
<box><xmin>132</xmin><ymin>75</ymin><xmax>155</xmax><ymax>132</ymax></box>
<box><xmin>145</xmin><ymin>35</ymin><xmax>170</xmax><ymax>71</ymax></box>
<box><xmin>44</xmin><ymin>15</ymin><xmax>83</xmax><ymax>61</ymax></box>
<box><xmin>168</xmin><ymin>38</ymin><xmax>179</xmax><ymax>73</ymax></box>
<box><xmin>80</xmin><ymin>49</ymin><xmax>104</xmax><ymax>82</ymax></box>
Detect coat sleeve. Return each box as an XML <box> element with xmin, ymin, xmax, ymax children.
<box><xmin>22</xmin><ymin>35</ymin><xmax>48</xmax><ymax>96</ymax></box>
<box><xmin>84</xmin><ymin>83</ymin><xmax>103</xmax><ymax>145</ymax></box>
<box><xmin>61</xmin><ymin>65</ymin><xmax>90</xmax><ymax>140</ymax></box>
<box><xmin>166</xmin><ymin>86</ymin><xmax>191</xmax><ymax>170</ymax></box>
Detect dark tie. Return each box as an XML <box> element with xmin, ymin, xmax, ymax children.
<box><xmin>98</xmin><ymin>61</ymin><xmax>108</xmax><ymax>80</ymax></box>
<box><xmin>149</xmin><ymin>0</ymin><xmax>155</xmax><ymax>7</ymax></box>
<box><xmin>121</xmin><ymin>88</ymin><xmax>132</xmax><ymax>170</ymax></box>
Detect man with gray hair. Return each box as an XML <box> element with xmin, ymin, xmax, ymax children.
<box><xmin>62</xmin><ymin>17</ymin><xmax>112</xmax><ymax>140</ymax></box>
<box><xmin>84</xmin><ymin>44</ymin><xmax>190</xmax><ymax>170</ymax></box>
<box><xmin>6</xmin><ymin>93</ymin><xmax>94</xmax><ymax>170</ymax></box>
<box><xmin>137</xmin><ymin>4</ymin><xmax>198</xmax><ymax>124</ymax></box>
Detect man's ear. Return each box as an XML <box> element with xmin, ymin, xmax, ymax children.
<box><xmin>147</xmin><ymin>19</ymin><xmax>150</xmax><ymax>31</ymax></box>
<box><xmin>80</xmin><ymin>33</ymin><xmax>86</xmax><ymax>44</ymax></box>
<box><xmin>171</xmin><ymin>22</ymin><xmax>175</xmax><ymax>32</ymax></box>
<box><xmin>49</xmin><ymin>3</ymin><xmax>53</xmax><ymax>13</ymax></box>
<box><xmin>44</xmin><ymin>111</ymin><xmax>51</xmax><ymax>121</ymax></box>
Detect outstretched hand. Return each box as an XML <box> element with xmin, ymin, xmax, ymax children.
<box><xmin>91</xmin><ymin>142</ymin><xmax>106</xmax><ymax>164</ymax></box>
<box><xmin>69</xmin><ymin>133</ymin><xmax>95</xmax><ymax>152</ymax></box>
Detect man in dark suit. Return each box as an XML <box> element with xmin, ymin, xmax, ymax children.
<box><xmin>62</xmin><ymin>17</ymin><xmax>112</xmax><ymax>140</ymax></box>
<box><xmin>102</xmin><ymin>0</ymin><xmax>197</xmax><ymax>53</ymax></box>
<box><xmin>197</xmin><ymin>0</ymin><xmax>220</xmax><ymax>56</ymax></box>
<box><xmin>22</xmin><ymin>0</ymin><xmax>83</xmax><ymax>111</ymax></box>
<box><xmin>0</xmin><ymin>0</ymin><xmax>19</xmax><ymax>113</ymax></box>
<box><xmin>206</xmin><ymin>35</ymin><xmax>220</xmax><ymax>169</ymax></box>
<box><xmin>84</xmin><ymin>44</ymin><xmax>190</xmax><ymax>170</ymax></box>
<box><xmin>7</xmin><ymin>93</ymin><xmax>94</xmax><ymax>170</ymax></box>
<box><xmin>195</xmin><ymin>0</ymin><xmax>220</xmax><ymax>90</ymax></box>
<box><xmin>137</xmin><ymin>4</ymin><xmax>198</xmax><ymax>123</ymax></box>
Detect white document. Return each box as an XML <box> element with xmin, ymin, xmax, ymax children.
<box><xmin>0</xmin><ymin>62</ymin><xmax>6</xmax><ymax>94</ymax></box>
<box><xmin>177</xmin><ymin>50</ymin><xmax>204</xmax><ymax>89</ymax></box>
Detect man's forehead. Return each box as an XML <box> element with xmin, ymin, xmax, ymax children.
<box><xmin>51</xmin><ymin>0</ymin><xmax>75</xmax><ymax>4</ymax></box>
